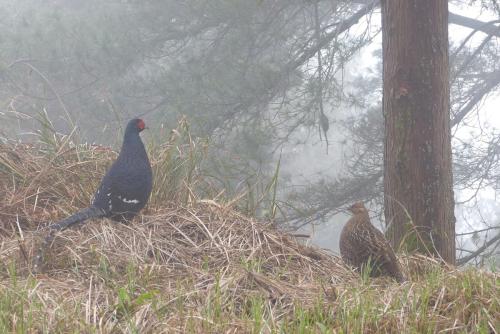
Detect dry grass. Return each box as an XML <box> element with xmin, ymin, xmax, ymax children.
<box><xmin>0</xmin><ymin>125</ymin><xmax>499</xmax><ymax>333</ymax></box>
<box><xmin>2</xmin><ymin>202</ymin><xmax>353</xmax><ymax>332</ymax></box>
<box><xmin>0</xmin><ymin>140</ymin><xmax>113</xmax><ymax>233</ymax></box>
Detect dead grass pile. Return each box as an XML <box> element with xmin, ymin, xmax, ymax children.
<box><xmin>0</xmin><ymin>129</ymin><xmax>498</xmax><ymax>333</ymax></box>
<box><xmin>0</xmin><ymin>139</ymin><xmax>114</xmax><ymax>233</ymax></box>
<box><xmin>0</xmin><ymin>200</ymin><xmax>358</xmax><ymax>332</ymax></box>
<box><xmin>0</xmin><ymin>118</ymin><xmax>207</xmax><ymax>236</ymax></box>
<box><xmin>0</xmin><ymin>202</ymin><xmax>497</xmax><ymax>333</ymax></box>
<box><xmin>10</xmin><ymin>201</ymin><xmax>353</xmax><ymax>294</ymax></box>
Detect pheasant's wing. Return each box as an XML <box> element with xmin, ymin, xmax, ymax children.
<box><xmin>342</xmin><ymin>224</ymin><xmax>378</xmax><ymax>268</ymax></box>
<box><xmin>92</xmin><ymin>167</ymin><xmax>114</xmax><ymax>213</ymax></box>
<box><xmin>367</xmin><ymin>227</ymin><xmax>405</xmax><ymax>281</ymax></box>
<box><xmin>92</xmin><ymin>160</ymin><xmax>151</xmax><ymax>215</ymax></box>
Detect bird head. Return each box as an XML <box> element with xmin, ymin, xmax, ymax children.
<box><xmin>126</xmin><ymin>118</ymin><xmax>147</xmax><ymax>134</ymax></box>
<box><xmin>348</xmin><ymin>202</ymin><xmax>367</xmax><ymax>215</ymax></box>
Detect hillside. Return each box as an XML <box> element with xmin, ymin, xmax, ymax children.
<box><xmin>0</xmin><ymin>137</ymin><xmax>498</xmax><ymax>333</ymax></box>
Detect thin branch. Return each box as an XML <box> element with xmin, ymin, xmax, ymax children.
<box><xmin>451</xmin><ymin>70</ymin><xmax>500</xmax><ymax>127</ymax></box>
<box><xmin>449</xmin><ymin>12</ymin><xmax>500</xmax><ymax>38</ymax></box>
<box><xmin>457</xmin><ymin>232</ymin><xmax>500</xmax><ymax>265</ymax></box>
<box><xmin>452</xmin><ymin>27</ymin><xmax>499</xmax><ymax>83</ymax></box>
<box><xmin>286</xmin><ymin>1</ymin><xmax>377</xmax><ymax>72</ymax></box>
<box><xmin>351</xmin><ymin>0</ymin><xmax>500</xmax><ymax>37</ymax></box>
<box><xmin>456</xmin><ymin>225</ymin><xmax>500</xmax><ymax>236</ymax></box>
<box><xmin>7</xmin><ymin>60</ymin><xmax>75</xmax><ymax>129</ymax></box>
<box><xmin>314</xmin><ymin>0</ymin><xmax>329</xmax><ymax>151</ymax></box>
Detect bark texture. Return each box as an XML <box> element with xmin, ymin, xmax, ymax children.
<box><xmin>381</xmin><ymin>0</ymin><xmax>455</xmax><ymax>264</ymax></box>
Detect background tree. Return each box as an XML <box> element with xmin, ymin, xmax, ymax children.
<box><xmin>381</xmin><ymin>0</ymin><xmax>455</xmax><ymax>263</ymax></box>
<box><xmin>281</xmin><ymin>1</ymin><xmax>499</xmax><ymax>265</ymax></box>
<box><xmin>0</xmin><ymin>0</ymin><xmax>498</xmax><ymax>265</ymax></box>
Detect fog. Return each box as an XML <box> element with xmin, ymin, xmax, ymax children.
<box><xmin>1</xmin><ymin>0</ymin><xmax>499</xmax><ymax>265</ymax></box>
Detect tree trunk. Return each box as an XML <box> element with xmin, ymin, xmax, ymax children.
<box><xmin>382</xmin><ymin>0</ymin><xmax>455</xmax><ymax>264</ymax></box>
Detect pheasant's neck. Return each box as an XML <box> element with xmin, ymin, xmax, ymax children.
<box><xmin>356</xmin><ymin>212</ymin><xmax>371</xmax><ymax>225</ymax></box>
<box><xmin>119</xmin><ymin>133</ymin><xmax>148</xmax><ymax>162</ymax></box>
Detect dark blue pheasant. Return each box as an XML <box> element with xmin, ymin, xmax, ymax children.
<box><xmin>33</xmin><ymin>118</ymin><xmax>153</xmax><ymax>271</ymax></box>
<box><xmin>91</xmin><ymin>118</ymin><xmax>153</xmax><ymax>221</ymax></box>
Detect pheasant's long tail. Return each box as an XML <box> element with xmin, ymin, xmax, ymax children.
<box><xmin>32</xmin><ymin>207</ymin><xmax>106</xmax><ymax>273</ymax></box>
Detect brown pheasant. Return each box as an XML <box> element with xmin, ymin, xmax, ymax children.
<box><xmin>340</xmin><ymin>202</ymin><xmax>406</xmax><ymax>282</ymax></box>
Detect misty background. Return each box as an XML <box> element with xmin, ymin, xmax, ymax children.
<box><xmin>1</xmin><ymin>0</ymin><xmax>499</xmax><ymax>265</ymax></box>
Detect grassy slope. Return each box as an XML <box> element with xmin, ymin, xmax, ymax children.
<box><xmin>1</xmin><ymin>220</ymin><xmax>498</xmax><ymax>333</ymax></box>
<box><xmin>0</xmin><ymin>125</ymin><xmax>498</xmax><ymax>333</ymax></box>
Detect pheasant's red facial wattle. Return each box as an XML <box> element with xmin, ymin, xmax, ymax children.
<box><xmin>137</xmin><ymin>119</ymin><xmax>146</xmax><ymax>131</ymax></box>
